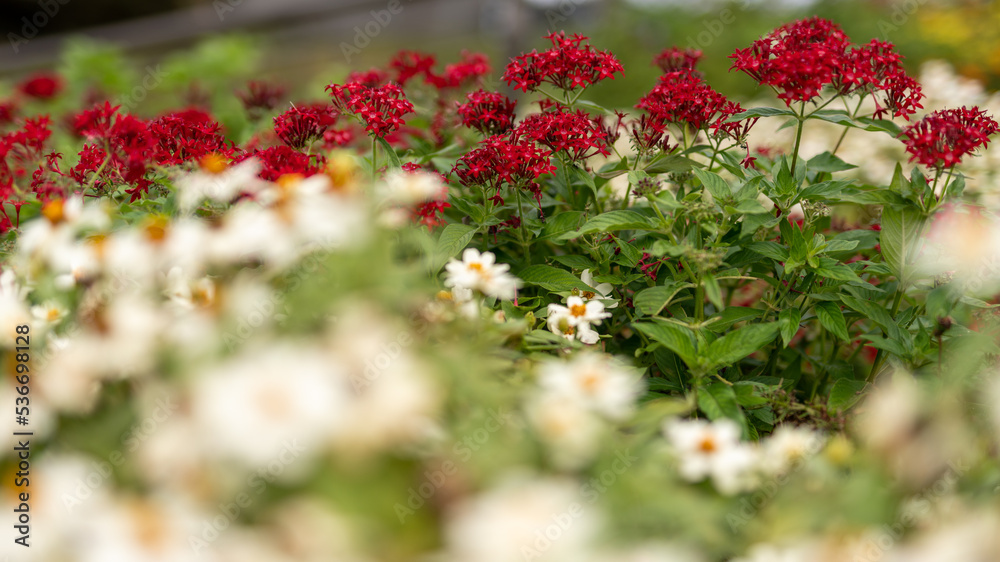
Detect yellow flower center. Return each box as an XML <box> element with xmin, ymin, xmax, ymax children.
<box><xmin>41</xmin><ymin>199</ymin><xmax>65</xmax><ymax>225</ymax></box>
<box><xmin>698</xmin><ymin>436</ymin><xmax>717</xmax><ymax>453</ymax></box>
<box><xmin>468</xmin><ymin>262</ymin><xmax>483</xmax><ymax>272</ymax></box>
<box><xmin>200</xmin><ymin>153</ymin><xmax>228</xmax><ymax>174</ymax></box>
<box><xmin>570</xmin><ymin>303</ymin><xmax>587</xmax><ymax>317</ymax></box>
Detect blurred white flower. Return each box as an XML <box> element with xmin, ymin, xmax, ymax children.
<box><xmin>760</xmin><ymin>425</ymin><xmax>824</xmax><ymax>476</ymax></box>
<box><xmin>915</xmin><ymin>204</ymin><xmax>1000</xmax><ymax>294</ymax></box>
<box><xmin>445</xmin><ymin>476</ymin><xmax>599</xmax><ymax>562</ymax></box>
<box><xmin>190</xmin><ymin>345</ymin><xmax>349</xmax><ymax>466</ymax></box>
<box><xmin>30</xmin><ymin>300</ymin><xmax>67</xmax><ymax>330</ymax></box>
<box><xmin>444</xmin><ymin>248</ymin><xmax>520</xmax><ymax>300</ymax></box>
<box><xmin>526</xmin><ymin>392</ymin><xmax>604</xmax><ymax>470</ymax></box>
<box><xmin>0</xmin><ymin>269</ymin><xmax>31</xmax><ymax>346</ymax></box>
<box><xmin>663</xmin><ymin>418</ymin><xmax>758</xmax><ymax>494</ymax></box>
<box><xmin>580</xmin><ymin>269</ymin><xmax>617</xmax><ymax>309</ymax></box>
<box><xmin>176</xmin><ymin>157</ymin><xmax>266</xmax><ymax>211</ymax></box>
<box><xmin>378</xmin><ymin>169</ymin><xmax>447</xmax><ymax>206</ymax></box>
<box><xmin>537</xmin><ymin>352</ymin><xmax>643</xmax><ymax>421</ymax></box>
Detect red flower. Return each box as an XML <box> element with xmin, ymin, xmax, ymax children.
<box><xmin>0</xmin><ymin>100</ymin><xmax>17</xmax><ymax>125</ymax></box>
<box><xmin>453</xmin><ymin>130</ymin><xmax>555</xmax><ymax>206</ymax></box>
<box><xmin>17</xmin><ymin>72</ymin><xmax>63</xmax><ymax>100</ymax></box>
<box><xmin>273</xmin><ymin>103</ymin><xmax>339</xmax><ymax>149</ymax></box>
<box><xmin>243</xmin><ymin>146</ymin><xmax>322</xmax><ymax>182</ymax></box>
<box><xmin>502</xmin><ymin>32</ymin><xmax>624</xmax><ymax>93</ymax></box>
<box><xmin>901</xmin><ymin>106</ymin><xmax>1000</xmax><ymax>169</ymax></box>
<box><xmin>72</xmin><ymin>102</ymin><xmax>120</xmax><ymax>140</ymax></box>
<box><xmin>637</xmin><ymin>68</ymin><xmax>757</xmax><ymax>143</ymax></box>
<box><xmin>426</xmin><ymin>51</ymin><xmax>491</xmax><ymax>90</ymax></box>
<box><xmin>149</xmin><ymin>109</ymin><xmax>236</xmax><ymax>167</ymax></box>
<box><xmin>413</xmin><ymin>199</ymin><xmax>451</xmax><ymax>228</ymax></box>
<box><xmin>653</xmin><ymin>47</ymin><xmax>703</xmax><ymax>73</ymax></box>
<box><xmin>389</xmin><ymin>51</ymin><xmax>436</xmax><ymax>87</ymax></box>
<box><xmin>327</xmin><ymin>82</ymin><xmax>414</xmax><ymax>138</ymax></box>
<box><xmin>346</xmin><ymin>68</ymin><xmax>390</xmax><ymax>88</ymax></box>
<box><xmin>729</xmin><ymin>17</ymin><xmax>850</xmax><ymax>105</ymax></box>
<box><xmin>457</xmin><ymin>90</ymin><xmax>517</xmax><ymax>136</ymax></box>
<box><xmin>517</xmin><ymin>108</ymin><xmax>611</xmax><ymax>162</ymax></box>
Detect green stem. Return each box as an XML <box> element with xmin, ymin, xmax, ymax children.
<box><xmin>514</xmin><ymin>187</ymin><xmax>531</xmax><ymax>266</ymax></box>
<box><xmin>866</xmin><ymin>289</ymin><xmax>904</xmax><ymax>383</ymax></box>
<box><xmin>789</xmin><ymin>102</ymin><xmax>806</xmax><ymax>176</ymax></box>
<box><xmin>371</xmin><ymin>137</ymin><xmax>378</xmax><ymax>182</ymax></box>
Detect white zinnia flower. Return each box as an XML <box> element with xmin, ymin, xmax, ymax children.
<box><xmin>547</xmin><ymin>295</ymin><xmax>611</xmax><ymax>344</ymax></box>
<box><xmin>663</xmin><ymin>418</ymin><xmax>758</xmax><ymax>495</ymax></box>
<box><xmin>537</xmin><ymin>352</ymin><xmax>643</xmax><ymax>420</ymax></box>
<box><xmin>176</xmin><ymin>157</ymin><xmax>266</xmax><ymax>211</ymax></box>
<box><xmin>379</xmin><ymin>169</ymin><xmax>447</xmax><ymax>206</ymax></box>
<box><xmin>444</xmin><ymin>248</ymin><xmax>520</xmax><ymax>300</ymax></box>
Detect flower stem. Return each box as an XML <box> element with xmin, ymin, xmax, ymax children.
<box><xmin>789</xmin><ymin>102</ymin><xmax>806</xmax><ymax>176</ymax></box>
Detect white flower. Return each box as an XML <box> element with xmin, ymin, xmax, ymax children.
<box><xmin>537</xmin><ymin>352</ymin><xmax>643</xmax><ymax>420</ymax></box>
<box><xmin>176</xmin><ymin>157</ymin><xmax>266</xmax><ymax>211</ymax></box>
<box><xmin>0</xmin><ymin>269</ymin><xmax>31</xmax><ymax>347</ymax></box>
<box><xmin>30</xmin><ymin>300</ymin><xmax>67</xmax><ymax>330</ymax></box>
<box><xmin>580</xmin><ymin>269</ymin><xmax>617</xmax><ymax>308</ymax></box>
<box><xmin>526</xmin><ymin>392</ymin><xmax>604</xmax><ymax>469</ymax></box>
<box><xmin>547</xmin><ymin>295</ymin><xmax>611</xmax><ymax>344</ymax></box>
<box><xmin>378</xmin><ymin>169</ymin><xmax>447</xmax><ymax>206</ymax></box>
<box><xmin>760</xmin><ymin>425</ymin><xmax>824</xmax><ymax>476</ymax></box>
<box><xmin>444</xmin><ymin>248</ymin><xmax>520</xmax><ymax>300</ymax></box>
<box><xmin>663</xmin><ymin>418</ymin><xmax>758</xmax><ymax>494</ymax></box>
<box><xmin>190</xmin><ymin>345</ymin><xmax>348</xmax><ymax>466</ymax></box>
<box><xmin>445</xmin><ymin>476</ymin><xmax>599</xmax><ymax>562</ymax></box>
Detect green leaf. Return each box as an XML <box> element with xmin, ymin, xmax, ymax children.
<box><xmin>840</xmin><ymin>294</ymin><xmax>902</xmax><ymax>341</ymax></box>
<box><xmin>550</xmin><ymin>255</ymin><xmax>597</xmax><ymax>271</ymax></box>
<box><xmin>706</xmin><ymin>322</ymin><xmax>779</xmax><ymax>369</ymax></box>
<box><xmin>855</xmin><ymin>116</ymin><xmax>902</xmax><ymax>137</ymax></box>
<box><xmin>430</xmin><ymin>224</ymin><xmax>477</xmax><ymax>272</ymax></box>
<box><xmin>561</xmin><ymin>210</ymin><xmax>657</xmax><ymax>239</ymax></box>
<box><xmin>727</xmin><ymin>107</ymin><xmax>797</xmax><ymax>120</ymax></box>
<box><xmin>821</xmin><ymin>239</ymin><xmax>860</xmax><ymax>254</ymax></box>
<box><xmin>698</xmin><ymin>383</ymin><xmax>747</xmax><ymax>433</ymax></box>
<box><xmin>813</xmin><ymin>262</ymin><xmax>861</xmax><ymax>282</ymax></box>
<box><xmin>693</xmin><ymin>168</ymin><xmax>732</xmax><ymax>202</ymax></box>
<box><xmin>880</xmin><ymin>204</ymin><xmax>926</xmax><ymax>286</ymax></box>
<box><xmin>727</xmin><ymin>199</ymin><xmax>770</xmax><ymax>215</ymax></box>
<box><xmin>815</xmin><ymin>301</ymin><xmax>850</xmax><ymax>341</ymax></box>
<box><xmin>810</xmin><ymin>109</ymin><xmax>855</xmax><ymax>126</ymax></box>
<box><xmin>703</xmin><ymin>274</ymin><xmax>724</xmax><ymax>311</ymax></box>
<box><xmin>518</xmin><ymin>265</ymin><xmax>592</xmax><ymax>292</ymax></box>
<box><xmin>778</xmin><ymin>308</ymin><xmax>801</xmax><ymax>348</ymax></box>
<box><xmin>643</xmin><ymin>154</ymin><xmax>697</xmax><ymax>174</ymax></box>
<box><xmin>376</xmin><ymin>137</ymin><xmax>402</xmax><ymax>169</ymax></box>
<box><xmin>634</xmin><ymin>321</ymin><xmax>699</xmax><ymax>368</ymax></box>
<box><xmin>808</xmin><ymin>151</ymin><xmax>858</xmax><ymax>173</ymax></box>
<box><xmin>704</xmin><ymin>307</ymin><xmax>765</xmax><ymax>332</ymax></box>
<box><xmin>747</xmin><ymin>241</ymin><xmax>789</xmax><ymax>261</ymax></box>
<box><xmin>828</xmin><ymin>378</ymin><xmax>866</xmax><ymax>412</ymax></box>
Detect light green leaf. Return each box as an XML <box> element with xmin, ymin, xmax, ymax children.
<box><xmin>828</xmin><ymin>379</ymin><xmax>866</xmax><ymax>412</ymax></box>
<box><xmin>430</xmin><ymin>224</ymin><xmax>477</xmax><ymax>272</ymax></box>
<box><xmin>706</xmin><ymin>322</ymin><xmax>779</xmax><ymax>369</ymax></box>
<box><xmin>693</xmin><ymin>168</ymin><xmax>732</xmax><ymax>202</ymax></box>
<box><xmin>778</xmin><ymin>308</ymin><xmax>801</xmax><ymax>348</ymax></box>
<box><xmin>518</xmin><ymin>265</ymin><xmax>592</xmax><ymax>292</ymax></box>
<box><xmin>634</xmin><ymin>320</ymin><xmax>699</xmax><ymax>367</ymax></box>
<box><xmin>880</xmin><ymin>204</ymin><xmax>926</xmax><ymax>286</ymax></box>
<box><xmin>815</xmin><ymin>301</ymin><xmax>850</xmax><ymax>341</ymax></box>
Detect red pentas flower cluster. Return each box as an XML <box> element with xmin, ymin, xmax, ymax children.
<box><xmin>518</xmin><ymin>108</ymin><xmax>611</xmax><ymax>162</ymax></box>
<box><xmin>149</xmin><ymin>109</ymin><xmax>237</xmax><ymax>167</ymax></box>
<box><xmin>1</xmin><ymin>116</ymin><xmax>54</xmax><ymax>226</ymax></box>
<box><xmin>327</xmin><ymin>82</ymin><xmax>414</xmax><ymax>138</ymax></box>
<box><xmin>901</xmin><ymin>106</ymin><xmax>1000</xmax><ymax>169</ymax></box>
<box><xmin>457</xmin><ymin>90</ymin><xmax>517</xmax><ymax>136</ymax></box>
<box><xmin>273</xmin><ymin>104</ymin><xmax>339</xmax><ymax>149</ymax></box>
<box><xmin>729</xmin><ymin>17</ymin><xmax>924</xmax><ymax>118</ymax></box>
<box><xmin>453</xmin><ymin>130</ymin><xmax>555</xmax><ymax>206</ymax></box>
<box><xmin>502</xmin><ymin>32</ymin><xmax>624</xmax><ymax>93</ymax></box>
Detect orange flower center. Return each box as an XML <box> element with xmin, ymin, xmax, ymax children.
<box><xmin>570</xmin><ymin>303</ymin><xmax>587</xmax><ymax>317</ymax></box>
<box><xmin>200</xmin><ymin>153</ymin><xmax>228</xmax><ymax>174</ymax></box>
<box><xmin>698</xmin><ymin>436</ymin><xmax>717</xmax><ymax>453</ymax></box>
<box><xmin>41</xmin><ymin>199</ymin><xmax>65</xmax><ymax>225</ymax></box>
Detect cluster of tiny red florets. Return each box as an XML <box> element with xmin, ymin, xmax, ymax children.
<box><xmin>518</xmin><ymin>108</ymin><xmax>611</xmax><ymax>162</ymax></box>
<box><xmin>502</xmin><ymin>31</ymin><xmax>624</xmax><ymax>93</ymax></box>
<box><xmin>17</xmin><ymin>72</ymin><xmax>63</xmax><ymax>100</ymax></box>
<box><xmin>729</xmin><ymin>17</ymin><xmax>923</xmax><ymax>119</ymax></box>
<box><xmin>327</xmin><ymin>82</ymin><xmax>414</xmax><ymax>138</ymax></box>
<box><xmin>273</xmin><ymin>104</ymin><xmax>339</xmax><ymax>149</ymax></box>
<box><xmin>638</xmin><ymin>68</ymin><xmax>749</xmax><ymax>136</ymax></box>
<box><xmin>457</xmin><ymin>90</ymin><xmax>517</xmax><ymax>136</ymax></box>
<box><xmin>901</xmin><ymin>107</ymin><xmax>1000</xmax><ymax>169</ymax></box>
<box><xmin>653</xmin><ymin>47</ymin><xmax>703</xmax><ymax>73</ymax></box>
<box><xmin>453</xmin><ymin>130</ymin><xmax>556</xmax><ymax>206</ymax></box>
